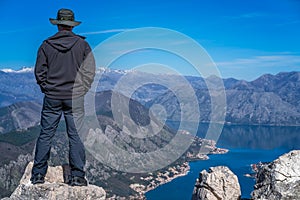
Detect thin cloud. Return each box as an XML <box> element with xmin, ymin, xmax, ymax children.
<box><xmin>217</xmin><ymin>53</ymin><xmax>300</xmax><ymax>69</ymax></box>
<box><xmin>224</xmin><ymin>12</ymin><xmax>268</xmax><ymax>20</ymax></box>
<box><xmin>238</xmin><ymin>12</ymin><xmax>267</xmax><ymax>19</ymax></box>
<box><xmin>79</xmin><ymin>28</ymin><xmax>132</xmax><ymax>35</ymax></box>
<box><xmin>275</xmin><ymin>19</ymin><xmax>300</xmax><ymax>27</ymax></box>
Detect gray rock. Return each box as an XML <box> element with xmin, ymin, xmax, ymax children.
<box><xmin>4</xmin><ymin>162</ymin><xmax>106</xmax><ymax>200</ymax></box>
<box><xmin>0</xmin><ymin>154</ymin><xmax>32</xmax><ymax>197</ymax></box>
<box><xmin>192</xmin><ymin>166</ymin><xmax>241</xmax><ymax>200</ymax></box>
<box><xmin>252</xmin><ymin>150</ymin><xmax>300</xmax><ymax>200</ymax></box>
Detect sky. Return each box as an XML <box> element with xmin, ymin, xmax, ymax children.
<box><xmin>0</xmin><ymin>0</ymin><xmax>300</xmax><ymax>80</ymax></box>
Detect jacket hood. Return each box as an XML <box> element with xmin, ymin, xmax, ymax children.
<box><xmin>46</xmin><ymin>31</ymin><xmax>85</xmax><ymax>52</ymax></box>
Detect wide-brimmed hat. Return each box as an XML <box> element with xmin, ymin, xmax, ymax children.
<box><xmin>49</xmin><ymin>8</ymin><xmax>81</xmax><ymax>27</ymax></box>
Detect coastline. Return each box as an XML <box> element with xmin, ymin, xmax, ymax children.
<box><xmin>130</xmin><ymin>162</ymin><xmax>191</xmax><ymax>197</ymax></box>
<box><xmin>128</xmin><ymin>141</ymin><xmax>229</xmax><ymax>199</ymax></box>
<box><xmin>87</xmin><ymin>133</ymin><xmax>230</xmax><ymax>200</ymax></box>
<box><xmin>130</xmin><ymin>149</ymin><xmax>228</xmax><ymax>199</ymax></box>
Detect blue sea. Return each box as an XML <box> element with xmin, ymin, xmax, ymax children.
<box><xmin>146</xmin><ymin>124</ymin><xmax>300</xmax><ymax>200</ymax></box>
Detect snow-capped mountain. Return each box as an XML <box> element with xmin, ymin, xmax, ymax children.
<box><xmin>0</xmin><ymin>67</ymin><xmax>34</xmax><ymax>73</ymax></box>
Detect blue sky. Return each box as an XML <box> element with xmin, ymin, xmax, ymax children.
<box><xmin>0</xmin><ymin>0</ymin><xmax>299</xmax><ymax>80</ymax></box>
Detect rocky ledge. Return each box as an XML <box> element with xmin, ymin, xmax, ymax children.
<box><xmin>2</xmin><ymin>162</ymin><xmax>106</xmax><ymax>200</ymax></box>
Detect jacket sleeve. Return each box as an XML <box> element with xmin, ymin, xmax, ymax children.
<box><xmin>81</xmin><ymin>43</ymin><xmax>96</xmax><ymax>92</ymax></box>
<box><xmin>34</xmin><ymin>44</ymin><xmax>48</xmax><ymax>93</ymax></box>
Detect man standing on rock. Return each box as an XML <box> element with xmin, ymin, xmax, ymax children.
<box><xmin>31</xmin><ymin>8</ymin><xmax>95</xmax><ymax>186</ymax></box>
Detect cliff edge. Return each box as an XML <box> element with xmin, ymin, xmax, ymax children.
<box><xmin>251</xmin><ymin>150</ymin><xmax>300</xmax><ymax>200</ymax></box>
<box><xmin>2</xmin><ymin>162</ymin><xmax>106</xmax><ymax>200</ymax></box>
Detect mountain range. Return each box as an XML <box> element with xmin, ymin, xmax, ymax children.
<box><xmin>0</xmin><ymin>69</ymin><xmax>299</xmax><ymax>130</ymax></box>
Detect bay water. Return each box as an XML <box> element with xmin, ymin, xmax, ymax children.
<box><xmin>146</xmin><ymin>124</ymin><xmax>300</xmax><ymax>199</ymax></box>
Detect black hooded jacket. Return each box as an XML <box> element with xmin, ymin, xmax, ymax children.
<box><xmin>34</xmin><ymin>30</ymin><xmax>95</xmax><ymax>99</ymax></box>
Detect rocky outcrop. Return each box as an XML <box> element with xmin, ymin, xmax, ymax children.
<box><xmin>192</xmin><ymin>166</ymin><xmax>241</xmax><ymax>200</ymax></box>
<box><xmin>0</xmin><ymin>154</ymin><xmax>32</xmax><ymax>197</ymax></box>
<box><xmin>251</xmin><ymin>150</ymin><xmax>300</xmax><ymax>200</ymax></box>
<box><xmin>3</xmin><ymin>162</ymin><xmax>106</xmax><ymax>200</ymax></box>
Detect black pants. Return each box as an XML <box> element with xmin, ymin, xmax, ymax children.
<box><xmin>32</xmin><ymin>96</ymin><xmax>86</xmax><ymax>178</ymax></box>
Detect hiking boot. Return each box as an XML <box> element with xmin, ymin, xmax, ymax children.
<box><xmin>30</xmin><ymin>173</ymin><xmax>45</xmax><ymax>184</ymax></box>
<box><xmin>70</xmin><ymin>176</ymin><xmax>88</xmax><ymax>186</ymax></box>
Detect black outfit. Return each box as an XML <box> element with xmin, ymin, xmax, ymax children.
<box><xmin>35</xmin><ymin>30</ymin><xmax>95</xmax><ymax>99</ymax></box>
<box><xmin>32</xmin><ymin>30</ymin><xmax>95</xmax><ymax>179</ymax></box>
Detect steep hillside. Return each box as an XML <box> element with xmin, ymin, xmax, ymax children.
<box><xmin>146</xmin><ymin>71</ymin><xmax>300</xmax><ymax>125</ymax></box>
<box><xmin>0</xmin><ymin>71</ymin><xmax>42</xmax><ymax>107</ymax></box>
<box><xmin>0</xmin><ymin>90</ymin><xmax>222</xmax><ymax>199</ymax></box>
<box><xmin>0</xmin><ymin>101</ymin><xmax>41</xmax><ymax>134</ymax></box>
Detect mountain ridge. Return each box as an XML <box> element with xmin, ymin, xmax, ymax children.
<box><xmin>0</xmin><ymin>70</ymin><xmax>299</xmax><ymax>129</ymax></box>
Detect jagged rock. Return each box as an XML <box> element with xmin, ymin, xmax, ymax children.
<box><xmin>251</xmin><ymin>150</ymin><xmax>300</xmax><ymax>200</ymax></box>
<box><xmin>3</xmin><ymin>162</ymin><xmax>106</xmax><ymax>200</ymax></box>
<box><xmin>0</xmin><ymin>154</ymin><xmax>32</xmax><ymax>197</ymax></box>
<box><xmin>192</xmin><ymin>166</ymin><xmax>241</xmax><ymax>200</ymax></box>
